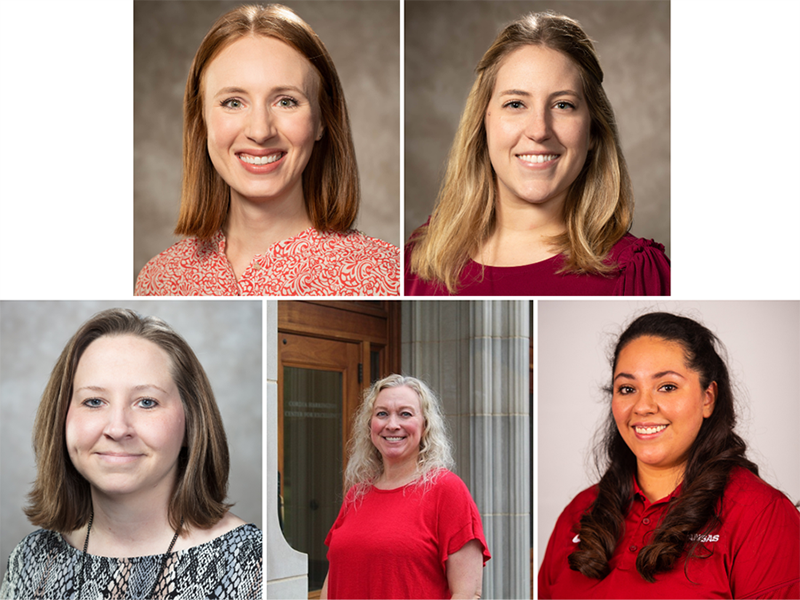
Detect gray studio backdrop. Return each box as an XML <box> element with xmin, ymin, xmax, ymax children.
<box><xmin>536</xmin><ymin>301</ymin><xmax>800</xmax><ymax>569</ymax></box>
<box><xmin>405</xmin><ymin>1</ymin><xmax>670</xmax><ymax>255</ymax></box>
<box><xmin>134</xmin><ymin>1</ymin><xmax>400</xmax><ymax>285</ymax></box>
<box><xmin>0</xmin><ymin>300</ymin><xmax>263</xmax><ymax>578</ymax></box>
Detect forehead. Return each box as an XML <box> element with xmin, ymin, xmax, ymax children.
<box><xmin>615</xmin><ymin>336</ymin><xmax>689</xmax><ymax>372</ymax></box>
<box><xmin>374</xmin><ymin>385</ymin><xmax>422</xmax><ymax>410</ymax></box>
<box><xmin>203</xmin><ymin>34</ymin><xmax>320</xmax><ymax>97</ymax></box>
<box><xmin>493</xmin><ymin>44</ymin><xmax>583</xmax><ymax>95</ymax></box>
<box><xmin>74</xmin><ymin>334</ymin><xmax>174</xmax><ymax>384</ymax></box>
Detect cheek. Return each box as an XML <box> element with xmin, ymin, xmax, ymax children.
<box><xmin>206</xmin><ymin>111</ymin><xmax>238</xmax><ymax>153</ymax></box>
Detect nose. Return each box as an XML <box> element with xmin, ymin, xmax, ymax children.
<box><xmin>245</xmin><ymin>103</ymin><xmax>277</xmax><ymax>144</ymax></box>
<box><xmin>103</xmin><ymin>406</ymin><xmax>135</xmax><ymax>440</ymax></box>
<box><xmin>525</xmin><ymin>107</ymin><xmax>552</xmax><ymax>143</ymax></box>
<box><xmin>386</xmin><ymin>414</ymin><xmax>400</xmax><ymax>429</ymax></box>
<box><xmin>632</xmin><ymin>389</ymin><xmax>657</xmax><ymax>415</ymax></box>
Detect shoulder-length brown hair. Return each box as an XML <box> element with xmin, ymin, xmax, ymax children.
<box><xmin>24</xmin><ymin>308</ymin><xmax>231</xmax><ymax>536</ymax></box>
<box><xmin>175</xmin><ymin>3</ymin><xmax>359</xmax><ymax>239</ymax></box>
<box><xmin>409</xmin><ymin>11</ymin><xmax>633</xmax><ymax>293</ymax></box>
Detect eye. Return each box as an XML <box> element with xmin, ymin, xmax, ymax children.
<box><xmin>221</xmin><ymin>98</ymin><xmax>244</xmax><ymax>109</ymax></box>
<box><xmin>554</xmin><ymin>101</ymin><xmax>575</xmax><ymax>110</ymax></box>
<box><xmin>277</xmin><ymin>97</ymin><xmax>299</xmax><ymax>108</ymax></box>
<box><xmin>82</xmin><ymin>398</ymin><xmax>103</xmax><ymax>408</ymax></box>
<box><xmin>401</xmin><ymin>411</ymin><xmax>413</xmax><ymax>418</ymax></box>
<box><xmin>137</xmin><ymin>398</ymin><xmax>159</xmax><ymax>409</ymax></box>
<box><xmin>375</xmin><ymin>410</ymin><xmax>388</xmax><ymax>417</ymax></box>
<box><xmin>659</xmin><ymin>384</ymin><xmax>678</xmax><ymax>392</ymax></box>
<box><xmin>503</xmin><ymin>100</ymin><xmax>525</xmax><ymax>110</ymax></box>
<box><xmin>617</xmin><ymin>385</ymin><xmax>635</xmax><ymax>395</ymax></box>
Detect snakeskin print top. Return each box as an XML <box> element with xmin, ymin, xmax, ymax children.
<box><xmin>0</xmin><ymin>523</ymin><xmax>262</xmax><ymax>599</ymax></box>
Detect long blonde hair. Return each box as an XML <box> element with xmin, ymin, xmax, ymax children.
<box><xmin>409</xmin><ymin>12</ymin><xmax>633</xmax><ymax>293</ymax></box>
<box><xmin>344</xmin><ymin>375</ymin><xmax>454</xmax><ymax>501</ymax></box>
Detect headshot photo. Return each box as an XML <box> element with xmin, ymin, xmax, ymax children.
<box><xmin>134</xmin><ymin>1</ymin><xmax>400</xmax><ymax>296</ymax></box>
<box><xmin>537</xmin><ymin>301</ymin><xmax>800</xmax><ymax>598</ymax></box>
<box><xmin>0</xmin><ymin>301</ymin><xmax>263</xmax><ymax>598</ymax></box>
<box><xmin>404</xmin><ymin>1</ymin><xmax>670</xmax><ymax>296</ymax></box>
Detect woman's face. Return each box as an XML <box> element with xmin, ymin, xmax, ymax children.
<box><xmin>203</xmin><ymin>35</ymin><xmax>324</xmax><ymax>207</ymax></box>
<box><xmin>612</xmin><ymin>336</ymin><xmax>716</xmax><ymax>476</ymax></box>
<box><xmin>370</xmin><ymin>385</ymin><xmax>425</xmax><ymax>467</ymax></box>
<box><xmin>484</xmin><ymin>44</ymin><xmax>592</xmax><ymax>211</ymax></box>
<box><xmin>65</xmin><ymin>335</ymin><xmax>186</xmax><ymax>501</ymax></box>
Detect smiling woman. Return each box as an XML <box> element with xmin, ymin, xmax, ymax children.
<box><xmin>135</xmin><ymin>4</ymin><xmax>399</xmax><ymax>296</ymax></box>
<box><xmin>405</xmin><ymin>12</ymin><xmax>670</xmax><ymax>296</ymax></box>
<box><xmin>538</xmin><ymin>312</ymin><xmax>800</xmax><ymax>598</ymax></box>
<box><xmin>322</xmin><ymin>375</ymin><xmax>490</xmax><ymax>599</ymax></box>
<box><xmin>0</xmin><ymin>309</ymin><xmax>262</xmax><ymax>599</ymax></box>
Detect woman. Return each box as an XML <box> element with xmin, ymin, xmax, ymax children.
<box><xmin>322</xmin><ymin>375</ymin><xmax>490</xmax><ymax>599</ymax></box>
<box><xmin>0</xmin><ymin>309</ymin><xmax>262</xmax><ymax>599</ymax></box>
<box><xmin>539</xmin><ymin>312</ymin><xmax>800</xmax><ymax>598</ymax></box>
<box><xmin>135</xmin><ymin>4</ymin><xmax>399</xmax><ymax>296</ymax></box>
<box><xmin>405</xmin><ymin>12</ymin><xmax>670</xmax><ymax>296</ymax></box>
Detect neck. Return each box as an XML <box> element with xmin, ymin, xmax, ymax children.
<box><xmin>636</xmin><ymin>461</ymin><xmax>686</xmax><ymax>503</ymax></box>
<box><xmin>224</xmin><ymin>184</ymin><xmax>313</xmax><ymax>253</ymax></box>
<box><xmin>378</xmin><ymin>456</ymin><xmax>419</xmax><ymax>489</ymax></box>
<box><xmin>81</xmin><ymin>487</ymin><xmax>180</xmax><ymax>558</ymax></box>
<box><xmin>477</xmin><ymin>192</ymin><xmax>567</xmax><ymax>266</ymax></box>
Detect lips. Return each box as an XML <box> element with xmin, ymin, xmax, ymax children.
<box><xmin>633</xmin><ymin>423</ymin><xmax>669</xmax><ymax>439</ymax></box>
<box><xmin>236</xmin><ymin>150</ymin><xmax>286</xmax><ymax>174</ymax></box>
<box><xmin>516</xmin><ymin>153</ymin><xmax>560</xmax><ymax>164</ymax></box>
<box><xmin>95</xmin><ymin>452</ymin><xmax>143</xmax><ymax>464</ymax></box>
<box><xmin>382</xmin><ymin>435</ymin><xmax>406</xmax><ymax>442</ymax></box>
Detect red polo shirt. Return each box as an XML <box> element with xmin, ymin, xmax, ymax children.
<box><xmin>539</xmin><ymin>467</ymin><xmax>800</xmax><ymax>598</ymax></box>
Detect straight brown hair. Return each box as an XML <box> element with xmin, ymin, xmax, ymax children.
<box><xmin>175</xmin><ymin>4</ymin><xmax>360</xmax><ymax>239</ymax></box>
<box><xmin>24</xmin><ymin>308</ymin><xmax>231</xmax><ymax>536</ymax></box>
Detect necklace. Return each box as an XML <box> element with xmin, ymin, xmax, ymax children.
<box><xmin>78</xmin><ymin>510</ymin><xmax>181</xmax><ymax>599</ymax></box>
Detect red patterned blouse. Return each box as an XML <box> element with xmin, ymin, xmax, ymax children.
<box><xmin>135</xmin><ymin>228</ymin><xmax>400</xmax><ymax>296</ymax></box>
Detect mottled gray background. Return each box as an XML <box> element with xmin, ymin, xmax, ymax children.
<box><xmin>134</xmin><ymin>1</ymin><xmax>400</xmax><ymax>287</ymax></box>
<box><xmin>0</xmin><ymin>300</ymin><xmax>262</xmax><ymax>577</ymax></box>
<box><xmin>405</xmin><ymin>1</ymin><xmax>670</xmax><ymax>256</ymax></box>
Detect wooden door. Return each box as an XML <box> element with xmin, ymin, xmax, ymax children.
<box><xmin>278</xmin><ymin>333</ymin><xmax>362</xmax><ymax>594</ymax></box>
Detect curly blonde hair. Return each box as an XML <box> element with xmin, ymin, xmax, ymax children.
<box><xmin>344</xmin><ymin>375</ymin><xmax>454</xmax><ymax>501</ymax></box>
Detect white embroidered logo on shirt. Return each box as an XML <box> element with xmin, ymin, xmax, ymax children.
<box><xmin>689</xmin><ymin>533</ymin><xmax>719</xmax><ymax>543</ymax></box>
<box><xmin>572</xmin><ymin>534</ymin><xmax>580</xmax><ymax>543</ymax></box>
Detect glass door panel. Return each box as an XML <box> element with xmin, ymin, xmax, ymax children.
<box><xmin>282</xmin><ymin>367</ymin><xmax>343</xmax><ymax>591</ymax></box>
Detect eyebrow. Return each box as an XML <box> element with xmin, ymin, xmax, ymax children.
<box><xmin>74</xmin><ymin>384</ymin><xmax>170</xmax><ymax>394</ymax></box>
<box><xmin>212</xmin><ymin>85</ymin><xmax>309</xmax><ymax>98</ymax></box>
<box><xmin>374</xmin><ymin>405</ymin><xmax>417</xmax><ymax>412</ymax></box>
<box><xmin>613</xmin><ymin>370</ymin><xmax>686</xmax><ymax>382</ymax></box>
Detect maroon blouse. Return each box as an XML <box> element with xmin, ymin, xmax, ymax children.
<box><xmin>404</xmin><ymin>232</ymin><xmax>670</xmax><ymax>296</ymax></box>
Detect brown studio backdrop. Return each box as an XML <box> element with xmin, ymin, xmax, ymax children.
<box><xmin>405</xmin><ymin>0</ymin><xmax>670</xmax><ymax>256</ymax></box>
<box><xmin>134</xmin><ymin>0</ymin><xmax>400</xmax><ymax>285</ymax></box>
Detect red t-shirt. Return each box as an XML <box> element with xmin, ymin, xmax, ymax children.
<box><xmin>324</xmin><ymin>470</ymin><xmax>491</xmax><ymax>599</ymax></box>
<box><xmin>538</xmin><ymin>467</ymin><xmax>800</xmax><ymax>598</ymax></box>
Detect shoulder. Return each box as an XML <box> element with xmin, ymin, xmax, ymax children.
<box><xmin>561</xmin><ymin>485</ymin><xmax>600</xmax><ymax>522</ymax></box>
<box><xmin>608</xmin><ymin>233</ymin><xmax>671</xmax><ymax>295</ymax></box>
<box><xmin>8</xmin><ymin>528</ymin><xmax>62</xmax><ymax>555</ymax></box>
<box><xmin>723</xmin><ymin>467</ymin><xmax>799</xmax><ymax>512</ymax></box>
<box><xmin>316</xmin><ymin>230</ymin><xmax>400</xmax><ymax>259</ymax></box>
<box><xmin>135</xmin><ymin>234</ymin><xmax>222</xmax><ymax>295</ymax></box>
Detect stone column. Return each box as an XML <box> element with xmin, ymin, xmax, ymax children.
<box><xmin>266</xmin><ymin>301</ymin><xmax>308</xmax><ymax>598</ymax></box>
<box><xmin>402</xmin><ymin>300</ymin><xmax>531</xmax><ymax>600</ymax></box>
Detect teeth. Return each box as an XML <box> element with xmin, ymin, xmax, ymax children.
<box><xmin>384</xmin><ymin>436</ymin><xmax>404</xmax><ymax>441</ymax></box>
<box><xmin>518</xmin><ymin>154</ymin><xmax>558</xmax><ymax>163</ymax></box>
<box><xmin>635</xmin><ymin>425</ymin><xmax>667</xmax><ymax>434</ymax></box>
<box><xmin>239</xmin><ymin>153</ymin><xmax>282</xmax><ymax>165</ymax></box>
